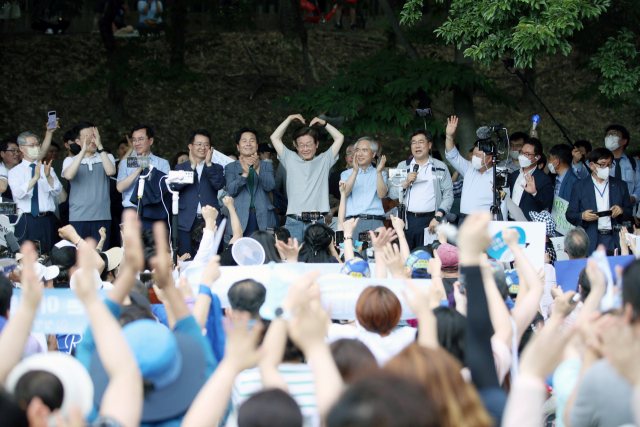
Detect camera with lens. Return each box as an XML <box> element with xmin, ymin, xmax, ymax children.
<box><xmin>613</xmin><ymin>221</ymin><xmax>634</xmax><ymax>233</ymax></box>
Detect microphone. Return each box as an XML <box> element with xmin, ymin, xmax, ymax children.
<box><xmin>408</xmin><ymin>163</ymin><xmax>419</xmax><ymax>192</ymax></box>
<box><xmin>476</xmin><ymin>126</ymin><xmax>491</xmax><ymax>140</ymax></box>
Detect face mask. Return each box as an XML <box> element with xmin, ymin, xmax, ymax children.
<box><xmin>69</xmin><ymin>143</ymin><xmax>82</xmax><ymax>156</ymax></box>
<box><xmin>596</xmin><ymin>167</ymin><xmax>610</xmax><ymax>180</ymax></box>
<box><xmin>472</xmin><ymin>155</ymin><xmax>484</xmax><ymax>170</ymax></box>
<box><xmin>548</xmin><ymin>160</ymin><xmax>557</xmax><ymax>175</ymax></box>
<box><xmin>26</xmin><ymin>146</ymin><xmax>41</xmax><ymax>159</ymax></box>
<box><xmin>509</xmin><ymin>150</ymin><xmax>520</xmax><ymax>160</ymax></box>
<box><xmin>518</xmin><ymin>155</ymin><xmax>533</xmax><ymax>169</ymax></box>
<box><xmin>605</xmin><ymin>135</ymin><xmax>620</xmax><ymax>151</ymax></box>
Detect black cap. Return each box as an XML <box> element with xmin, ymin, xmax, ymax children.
<box><xmin>257</xmin><ymin>143</ymin><xmax>276</xmax><ymax>154</ymax></box>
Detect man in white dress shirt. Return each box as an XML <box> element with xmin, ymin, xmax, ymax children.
<box><xmin>8</xmin><ymin>130</ymin><xmax>62</xmax><ymax>254</ymax></box>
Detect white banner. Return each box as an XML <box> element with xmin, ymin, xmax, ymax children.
<box><xmin>551</xmin><ymin>195</ymin><xmax>574</xmax><ymax>235</ymax></box>
<box><xmin>550</xmin><ymin>236</ymin><xmax>569</xmax><ymax>261</ymax></box>
<box><xmin>487</xmin><ymin>221</ymin><xmax>546</xmax><ymax>271</ymax></box>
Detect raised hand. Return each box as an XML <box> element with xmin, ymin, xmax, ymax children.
<box><xmin>427</xmin><ymin>249</ymin><xmax>442</xmax><ymax>277</ymax></box>
<box><xmin>122</xmin><ymin>209</ymin><xmax>144</xmax><ymax>272</ymax></box>
<box><xmin>99</xmin><ymin>227</ymin><xmax>107</xmax><ymax>240</ymax></box>
<box><xmin>288</xmin><ymin>305</ymin><xmax>327</xmax><ymax>354</ymax></box>
<box><xmin>201</xmin><ymin>255</ymin><xmax>221</xmax><ymax>287</ymax></box>
<box><xmin>223</xmin><ymin>320</ymin><xmax>264</xmax><ymax>373</ymax></box>
<box><xmin>222</xmin><ymin>196</ymin><xmax>235</xmax><ymax>208</ymax></box>
<box><xmin>551</xmin><ymin>290</ymin><xmax>580</xmax><ymax>318</ymax></box>
<box><xmin>457</xmin><ymin>212</ymin><xmax>492</xmax><ymax>265</ymax></box>
<box><xmin>287</xmin><ymin>114</ymin><xmax>305</xmax><ymax>124</ymax></box>
<box><xmin>202</xmin><ymin>205</ymin><xmax>218</xmax><ymax>225</ymax></box>
<box><xmin>75</xmin><ymin>238</ymin><xmax>100</xmax><ymax>304</ymax></box>
<box><xmin>281</xmin><ymin>271</ymin><xmax>321</xmax><ymax>312</ymax></box>
<box><xmin>43</xmin><ymin>160</ymin><xmax>52</xmax><ymax>178</ymax></box>
<box><xmin>370</xmin><ymin>226</ymin><xmax>397</xmax><ymax>250</ymax></box>
<box><xmin>522</xmin><ymin>174</ymin><xmax>537</xmax><ymax>194</ymax></box>
<box><xmin>389</xmin><ymin>214</ymin><xmax>405</xmax><ymax>231</ymax></box>
<box><xmin>149</xmin><ymin>222</ymin><xmax>173</xmax><ymax>289</ymax></box>
<box><xmin>572</xmin><ymin>147</ymin><xmax>584</xmax><ymax>165</ymax></box>
<box><xmin>342</xmin><ymin>218</ymin><xmax>359</xmax><ymax>237</ymax></box>
<box><xmin>20</xmin><ymin>242</ymin><xmax>43</xmax><ymax>311</ymax></box>
<box><xmin>93</xmin><ymin>127</ymin><xmax>103</xmax><ymax>149</ymax></box>
<box><xmin>308</xmin><ymin>117</ymin><xmax>326</xmax><ymax>127</ymax></box>
<box><xmin>501</xmin><ymin>227</ymin><xmax>520</xmax><ymax>249</ymax></box>
<box><xmin>45</xmin><ymin>118</ymin><xmax>60</xmax><ymax>135</ymax></box>
<box><xmin>379</xmin><ymin>243</ymin><xmax>406</xmax><ymax>278</ymax></box>
<box><xmin>275</xmin><ymin>237</ymin><xmax>302</xmax><ymax>262</ymax></box>
<box><xmin>445</xmin><ymin>116</ymin><xmax>458</xmax><ymax>138</ymax></box>
<box><xmin>58</xmin><ymin>224</ymin><xmax>80</xmax><ymax>244</ymax></box>
<box><xmin>205</xmin><ymin>147</ymin><xmax>214</xmax><ymax>167</ymax></box>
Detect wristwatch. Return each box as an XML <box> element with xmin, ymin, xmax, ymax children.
<box><xmin>97</xmin><ymin>148</ymin><xmax>106</xmax><ymax>154</ymax></box>
<box><xmin>275</xmin><ymin>307</ymin><xmax>293</xmax><ymax>321</ymax></box>
<box><xmin>434</xmin><ymin>215</ymin><xmax>443</xmax><ymax>223</ymax></box>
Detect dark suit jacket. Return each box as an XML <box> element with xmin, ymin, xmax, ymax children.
<box><xmin>566</xmin><ymin>176</ymin><xmax>633</xmax><ymax>255</ymax></box>
<box><xmin>171</xmin><ymin>161</ymin><xmax>225</xmax><ymax>232</ymax></box>
<box><xmin>557</xmin><ymin>167</ymin><xmax>580</xmax><ymax>202</ymax></box>
<box><xmin>508</xmin><ymin>167</ymin><xmax>554</xmax><ymax>220</ymax></box>
<box><xmin>225</xmin><ymin>160</ymin><xmax>276</xmax><ymax>232</ymax></box>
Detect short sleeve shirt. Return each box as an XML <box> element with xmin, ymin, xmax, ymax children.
<box><xmin>278</xmin><ymin>146</ymin><xmax>338</xmax><ymax>215</ymax></box>
<box><xmin>62</xmin><ymin>153</ymin><xmax>116</xmax><ymax>221</ymax></box>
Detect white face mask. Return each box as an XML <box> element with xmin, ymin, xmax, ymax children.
<box><xmin>596</xmin><ymin>166</ymin><xmax>610</xmax><ymax>180</ymax></box>
<box><xmin>548</xmin><ymin>159</ymin><xmax>557</xmax><ymax>175</ymax></box>
<box><xmin>472</xmin><ymin>155</ymin><xmax>484</xmax><ymax>170</ymax></box>
<box><xmin>26</xmin><ymin>146</ymin><xmax>41</xmax><ymax>159</ymax></box>
<box><xmin>509</xmin><ymin>150</ymin><xmax>520</xmax><ymax>160</ymax></box>
<box><xmin>518</xmin><ymin>155</ymin><xmax>535</xmax><ymax>169</ymax></box>
<box><xmin>605</xmin><ymin>135</ymin><xmax>620</xmax><ymax>151</ymax></box>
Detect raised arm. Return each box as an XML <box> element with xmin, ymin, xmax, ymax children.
<box><xmin>58</xmin><ymin>225</ymin><xmax>106</xmax><ymax>273</ymax></box>
<box><xmin>76</xmin><ymin>241</ymin><xmax>143</xmax><ymax>427</ymax></box>
<box><xmin>192</xmin><ymin>256</ymin><xmax>221</xmax><ymax>328</ymax></box>
<box><xmin>222</xmin><ymin>197</ymin><xmax>243</xmax><ymax>244</ymax></box>
<box><xmin>116</xmin><ymin>166</ymin><xmax>143</xmax><ymax>193</ymax></box>
<box><xmin>63</xmin><ymin>137</ymin><xmax>88</xmax><ymax>181</ymax></box>
<box><xmin>38</xmin><ymin>119</ymin><xmax>59</xmax><ymax>162</ymax></box>
<box><xmin>376</xmin><ymin>156</ymin><xmax>388</xmax><ymax>198</ymax></box>
<box><xmin>389</xmin><ymin>215</ymin><xmax>410</xmax><ymax>261</ymax></box>
<box><xmin>403</xmin><ymin>279</ymin><xmax>438</xmax><ymax>349</ymax></box>
<box><xmin>270</xmin><ymin>114</ymin><xmax>305</xmax><ymax>158</ymax></box>
<box><xmin>107</xmin><ymin>210</ymin><xmax>144</xmax><ymax>305</ymax></box>
<box><xmin>480</xmin><ymin>257</ymin><xmax>513</xmax><ymax>347</ymax></box>
<box><xmin>444</xmin><ymin>116</ymin><xmax>458</xmax><ymax>153</ymax></box>
<box><xmin>0</xmin><ymin>242</ymin><xmax>42</xmax><ymax>384</ymax></box>
<box><xmin>341</xmin><ymin>218</ymin><xmax>359</xmax><ymax>262</ymax></box>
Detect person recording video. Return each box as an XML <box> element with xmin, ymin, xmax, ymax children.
<box><xmin>444</xmin><ymin>117</ymin><xmax>496</xmax><ymax>224</ymax></box>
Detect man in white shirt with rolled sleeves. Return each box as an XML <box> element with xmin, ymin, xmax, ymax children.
<box><xmin>8</xmin><ymin>131</ymin><xmax>62</xmax><ymax>255</ymax></box>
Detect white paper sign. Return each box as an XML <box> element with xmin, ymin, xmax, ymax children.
<box><xmin>550</xmin><ymin>236</ymin><xmax>569</xmax><ymax>261</ymax></box>
<box><xmin>487</xmin><ymin>221</ymin><xmax>546</xmax><ymax>271</ymax></box>
<box><xmin>211</xmin><ymin>150</ymin><xmax>234</xmax><ymax>167</ymax></box>
<box><xmin>551</xmin><ymin>196</ymin><xmax>574</xmax><ymax>235</ymax></box>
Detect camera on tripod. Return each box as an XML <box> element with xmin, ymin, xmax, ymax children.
<box><xmin>476</xmin><ymin>123</ymin><xmax>510</xmax><ymax>218</ymax></box>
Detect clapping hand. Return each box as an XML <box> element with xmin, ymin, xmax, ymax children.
<box><xmin>43</xmin><ymin>160</ymin><xmax>52</xmax><ymax>178</ymax></box>
<box><xmin>376</xmin><ymin>155</ymin><xmax>387</xmax><ymax>173</ymax></box>
<box><xmin>205</xmin><ymin>147</ymin><xmax>214</xmax><ymax>167</ymax></box>
<box><xmin>76</xmin><ymin>238</ymin><xmax>100</xmax><ymax>304</ymax></box>
<box><xmin>149</xmin><ymin>222</ymin><xmax>173</xmax><ymax>290</ymax></box>
<box><xmin>223</xmin><ymin>320</ymin><xmax>264</xmax><ymax>374</ymax></box>
<box><xmin>19</xmin><ymin>242</ymin><xmax>43</xmax><ymax>311</ymax></box>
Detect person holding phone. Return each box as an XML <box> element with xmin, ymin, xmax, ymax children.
<box><xmin>61</xmin><ymin>121</ymin><xmax>116</xmax><ymax>247</ymax></box>
<box><xmin>566</xmin><ymin>148</ymin><xmax>633</xmax><ymax>255</ymax></box>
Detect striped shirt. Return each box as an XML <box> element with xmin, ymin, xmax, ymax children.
<box><xmin>228</xmin><ymin>363</ymin><xmax>319</xmax><ymax>427</ymax></box>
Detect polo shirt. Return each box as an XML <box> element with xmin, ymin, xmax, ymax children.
<box><xmin>62</xmin><ymin>152</ymin><xmax>116</xmax><ymax>221</ymax></box>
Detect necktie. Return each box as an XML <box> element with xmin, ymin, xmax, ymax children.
<box><xmin>29</xmin><ymin>163</ymin><xmax>40</xmax><ymax>217</ymax></box>
<box><xmin>615</xmin><ymin>158</ymin><xmax>622</xmax><ymax>180</ymax></box>
<box><xmin>248</xmin><ymin>166</ymin><xmax>255</xmax><ymax>209</ymax></box>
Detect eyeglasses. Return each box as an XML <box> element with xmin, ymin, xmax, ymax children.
<box><xmin>297</xmin><ymin>143</ymin><xmax>315</xmax><ymax>150</ymax></box>
<box><xmin>355</xmin><ymin>148</ymin><xmax>370</xmax><ymax>153</ymax></box>
<box><xmin>131</xmin><ymin>138</ymin><xmax>147</xmax><ymax>143</ymax></box>
<box><xmin>23</xmin><ymin>144</ymin><xmax>41</xmax><ymax>148</ymax></box>
<box><xmin>519</xmin><ymin>150</ymin><xmax>536</xmax><ymax>159</ymax></box>
<box><xmin>346</xmin><ymin>151</ymin><xmax>354</xmax><ymax>156</ymax></box>
<box><xmin>594</xmin><ymin>162</ymin><xmax>613</xmax><ymax>168</ymax></box>
<box><xmin>411</xmin><ymin>140</ymin><xmax>427</xmax><ymax>146</ymax></box>
<box><xmin>192</xmin><ymin>143</ymin><xmax>210</xmax><ymax>149</ymax></box>
<box><xmin>4</xmin><ymin>149</ymin><xmax>18</xmax><ymax>153</ymax></box>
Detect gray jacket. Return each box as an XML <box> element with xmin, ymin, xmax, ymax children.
<box><xmin>388</xmin><ymin>157</ymin><xmax>454</xmax><ymax>215</ymax></box>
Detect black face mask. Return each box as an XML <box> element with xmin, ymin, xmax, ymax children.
<box><xmin>69</xmin><ymin>143</ymin><xmax>81</xmax><ymax>156</ymax></box>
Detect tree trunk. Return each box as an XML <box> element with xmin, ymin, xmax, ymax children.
<box><xmin>167</xmin><ymin>0</ymin><xmax>188</xmax><ymax>70</ymax></box>
<box><xmin>378</xmin><ymin>0</ymin><xmax>420</xmax><ymax>62</ymax></box>
<box><xmin>289</xmin><ymin>0</ymin><xmax>312</xmax><ymax>88</ymax></box>
<box><xmin>453</xmin><ymin>45</ymin><xmax>476</xmax><ymax>156</ymax></box>
<box><xmin>99</xmin><ymin>0</ymin><xmax>125</xmax><ymax>121</ymax></box>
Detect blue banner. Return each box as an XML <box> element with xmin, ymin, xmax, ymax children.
<box><xmin>555</xmin><ymin>255</ymin><xmax>635</xmax><ymax>292</ymax></box>
<box><xmin>10</xmin><ymin>289</ymin><xmax>108</xmax><ymax>334</ymax></box>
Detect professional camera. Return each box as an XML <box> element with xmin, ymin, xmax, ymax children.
<box><xmin>476</xmin><ymin>123</ymin><xmax>511</xmax><ymax>219</ymax></box>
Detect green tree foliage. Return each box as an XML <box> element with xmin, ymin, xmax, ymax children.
<box><xmin>275</xmin><ymin>51</ymin><xmax>514</xmax><ymax>138</ymax></box>
<box><xmin>430</xmin><ymin>0</ymin><xmax>610</xmax><ymax>69</ymax></box>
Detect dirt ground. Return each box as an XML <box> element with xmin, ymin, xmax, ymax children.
<box><xmin>1</xmin><ymin>29</ymin><xmax>638</xmax><ymax>171</ymax></box>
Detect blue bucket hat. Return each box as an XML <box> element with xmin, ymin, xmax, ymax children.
<box><xmin>341</xmin><ymin>258</ymin><xmax>371</xmax><ymax>278</ymax></box>
<box><xmin>406</xmin><ymin>250</ymin><xmax>432</xmax><ymax>278</ymax></box>
<box><xmin>89</xmin><ymin>319</ymin><xmax>207</xmax><ymax>423</ymax></box>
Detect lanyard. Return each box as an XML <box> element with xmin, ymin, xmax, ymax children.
<box><xmin>594</xmin><ymin>181</ymin><xmax>608</xmax><ymax>199</ymax></box>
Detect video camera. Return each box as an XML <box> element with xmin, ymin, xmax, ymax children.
<box><xmin>476</xmin><ymin>124</ymin><xmax>510</xmax><ymax>189</ymax></box>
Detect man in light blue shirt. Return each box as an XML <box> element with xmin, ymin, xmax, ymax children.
<box><xmin>137</xmin><ymin>0</ymin><xmax>162</xmax><ymax>29</ymax></box>
<box><xmin>340</xmin><ymin>137</ymin><xmax>388</xmax><ymax>238</ymax></box>
<box><xmin>117</xmin><ymin>125</ymin><xmax>170</xmax><ymax>229</ymax></box>
<box><xmin>572</xmin><ymin>125</ymin><xmax>640</xmax><ymax>212</ymax></box>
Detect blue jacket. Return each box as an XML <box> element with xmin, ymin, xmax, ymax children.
<box><xmin>508</xmin><ymin>167</ymin><xmax>554</xmax><ymax>220</ymax></box>
<box><xmin>171</xmin><ymin>161</ymin><xmax>225</xmax><ymax>232</ymax></box>
<box><xmin>128</xmin><ymin>167</ymin><xmax>170</xmax><ymax>221</ymax></box>
<box><xmin>565</xmin><ymin>176</ymin><xmax>633</xmax><ymax>255</ymax></box>
<box><xmin>557</xmin><ymin>167</ymin><xmax>580</xmax><ymax>202</ymax></box>
<box><xmin>224</xmin><ymin>160</ymin><xmax>276</xmax><ymax>232</ymax></box>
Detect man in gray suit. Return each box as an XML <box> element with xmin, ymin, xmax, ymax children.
<box><xmin>225</xmin><ymin>128</ymin><xmax>277</xmax><ymax>236</ymax></box>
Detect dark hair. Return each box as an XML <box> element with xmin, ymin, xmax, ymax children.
<box><xmin>117</xmin><ymin>140</ymin><xmax>129</xmax><ymax>149</ymax></box>
<box><xmin>432</xmin><ymin>150</ymin><xmax>443</xmax><ymax>161</ymax></box>
<box><xmin>630</xmin><ymin>150</ymin><xmax>640</xmax><ymax>160</ymax></box>
<box><xmin>433</xmin><ymin>307</ymin><xmax>466</xmax><ymax>364</ymax></box>
<box><xmin>537</xmin><ymin>151</ymin><xmax>547</xmax><ymax>169</ymax></box>
<box><xmin>172</xmin><ymin>151</ymin><xmax>189</xmax><ymax>170</ymax></box>
<box><xmin>98</xmin><ymin>253</ymin><xmax>110</xmax><ymax>281</ymax></box>
<box><xmin>577</xmin><ymin>267</ymin><xmax>591</xmax><ymax>302</ymax></box>
<box><xmin>564</xmin><ymin>227</ymin><xmax>589</xmax><ymax>258</ymax></box>
<box><xmin>524</xmin><ymin>137</ymin><xmax>543</xmax><ymax>157</ymax></box>
<box><xmin>62</xmin><ymin>130</ymin><xmax>74</xmax><ymax>143</ymax></box>
<box><xmin>190</xmin><ymin>221</ymin><xmax>206</xmax><ymax>251</ymax></box>
<box><xmin>509</xmin><ymin>132</ymin><xmax>528</xmax><ymax>144</ymax></box>
<box><xmin>70</xmin><ymin>121</ymin><xmax>94</xmax><ymax>142</ymax></box>
<box><xmin>131</xmin><ymin>125</ymin><xmax>154</xmax><ymax>139</ymax></box>
<box><xmin>0</xmin><ymin>140</ymin><xmax>18</xmax><ymax>153</ymax></box>
<box><xmin>238</xmin><ymin>389</ymin><xmax>302</xmax><ymax>427</ymax></box>
<box><xmin>49</xmin><ymin>142</ymin><xmax>60</xmax><ymax>151</ymax></box>
<box><xmin>0</xmin><ymin>274</ymin><xmax>13</xmax><ymax>317</ymax></box>
<box><xmin>408</xmin><ymin>128</ymin><xmax>433</xmax><ymax>143</ymax></box>
<box><xmin>188</xmin><ymin>129</ymin><xmax>211</xmax><ymax>145</ymax></box>
<box><xmin>0</xmin><ymin>387</ymin><xmax>29</xmax><ymax>426</ymax></box>
<box><xmin>14</xmin><ymin>371</ymin><xmax>63</xmax><ymax>412</ymax></box>
<box><xmin>622</xmin><ymin>260</ymin><xmax>640</xmax><ymax>316</ymax></box>
<box><xmin>119</xmin><ymin>304</ymin><xmax>155</xmax><ymax>326</ymax></box>
<box><xmin>283</xmin><ymin>337</ymin><xmax>304</xmax><ymax>363</ymax></box>
<box><xmin>274</xmin><ymin>227</ymin><xmax>291</xmax><ymax>243</ymax></box>
<box><xmin>224</xmin><ymin>151</ymin><xmax>239</xmax><ymax>158</ymax></box>
<box><xmin>605</xmin><ymin>125</ymin><xmax>630</xmax><ymax>147</ymax></box>
<box><xmin>356</xmin><ymin>286</ymin><xmax>402</xmax><ymax>335</ymax></box>
<box><xmin>298</xmin><ymin>223</ymin><xmax>335</xmax><ymax>263</ymax></box>
<box><xmin>588</xmin><ymin>147</ymin><xmax>614</xmax><ymax>165</ymax></box>
<box><xmin>330</xmin><ymin>339</ymin><xmax>378</xmax><ymax>384</ymax></box>
<box><xmin>574</xmin><ymin>140</ymin><xmax>592</xmax><ymax>153</ymax></box>
<box><xmin>250</xmin><ymin>231</ymin><xmax>282</xmax><ymax>263</ymax></box>
<box><xmin>235</xmin><ymin>127</ymin><xmax>259</xmax><ymax>145</ymax></box>
<box><xmin>326</xmin><ymin>373</ymin><xmax>440</xmax><ymax>427</ymax></box>
<box><xmin>227</xmin><ymin>279</ymin><xmax>266</xmax><ymax>318</ymax></box>
<box><xmin>292</xmin><ymin>126</ymin><xmax>319</xmax><ymax>145</ymax></box>
<box><xmin>549</xmin><ymin>144</ymin><xmax>573</xmax><ymax>167</ymax></box>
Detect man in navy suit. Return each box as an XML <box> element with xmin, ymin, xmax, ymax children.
<box><xmin>548</xmin><ymin>144</ymin><xmax>579</xmax><ymax>201</ymax></box>
<box><xmin>566</xmin><ymin>148</ymin><xmax>633</xmax><ymax>255</ymax></box>
<box><xmin>507</xmin><ymin>138</ymin><xmax>554</xmax><ymax>221</ymax></box>
<box><xmin>225</xmin><ymin>128</ymin><xmax>276</xmax><ymax>237</ymax></box>
<box><xmin>171</xmin><ymin>129</ymin><xmax>224</xmax><ymax>257</ymax></box>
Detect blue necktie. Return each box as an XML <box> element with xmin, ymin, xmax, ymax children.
<box><xmin>29</xmin><ymin>163</ymin><xmax>40</xmax><ymax>217</ymax></box>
